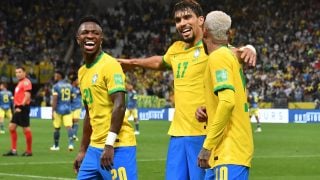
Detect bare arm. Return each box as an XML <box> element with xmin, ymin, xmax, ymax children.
<box><xmin>51</xmin><ymin>94</ymin><xmax>57</xmax><ymax>112</ymax></box>
<box><xmin>73</xmin><ymin>104</ymin><xmax>91</xmax><ymax>173</ymax></box>
<box><xmin>118</xmin><ymin>56</ymin><xmax>168</xmax><ymax>72</ymax></box>
<box><xmin>100</xmin><ymin>91</ymin><xmax>126</xmax><ymax>170</ymax></box>
<box><xmin>23</xmin><ymin>91</ymin><xmax>31</xmax><ymax>105</ymax></box>
<box><xmin>79</xmin><ymin>105</ymin><xmax>92</xmax><ymax>153</ymax></box>
<box><xmin>109</xmin><ymin>91</ymin><xmax>126</xmax><ymax>133</ymax></box>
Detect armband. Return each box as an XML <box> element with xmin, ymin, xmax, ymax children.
<box><xmin>105</xmin><ymin>132</ymin><xmax>118</xmax><ymax>146</ymax></box>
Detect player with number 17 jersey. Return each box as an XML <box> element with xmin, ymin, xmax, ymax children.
<box><xmin>163</xmin><ymin>40</ymin><xmax>208</xmax><ymax>136</ymax></box>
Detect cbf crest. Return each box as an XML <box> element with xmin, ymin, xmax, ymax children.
<box><xmin>92</xmin><ymin>74</ymin><xmax>98</xmax><ymax>84</ymax></box>
<box><xmin>194</xmin><ymin>48</ymin><xmax>200</xmax><ymax>58</ymax></box>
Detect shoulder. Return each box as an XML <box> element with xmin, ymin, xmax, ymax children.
<box><xmin>209</xmin><ymin>47</ymin><xmax>236</xmax><ymax>62</ymax></box>
<box><xmin>21</xmin><ymin>78</ymin><xmax>32</xmax><ymax>88</ymax></box>
<box><xmin>167</xmin><ymin>41</ymin><xmax>185</xmax><ymax>52</ymax></box>
<box><xmin>102</xmin><ymin>53</ymin><xmax>117</xmax><ymax>63</ymax></box>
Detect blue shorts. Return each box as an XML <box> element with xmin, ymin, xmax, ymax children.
<box><xmin>205</xmin><ymin>164</ymin><xmax>249</xmax><ymax>180</ymax></box>
<box><xmin>78</xmin><ymin>146</ymin><xmax>137</xmax><ymax>180</ymax></box>
<box><xmin>166</xmin><ymin>136</ymin><xmax>206</xmax><ymax>180</ymax></box>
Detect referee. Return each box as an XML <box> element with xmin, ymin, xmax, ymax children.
<box><xmin>3</xmin><ymin>66</ymin><xmax>33</xmax><ymax>157</ymax></box>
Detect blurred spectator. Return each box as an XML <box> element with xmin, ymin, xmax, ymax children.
<box><xmin>1</xmin><ymin>0</ymin><xmax>319</xmax><ymax>107</ymax></box>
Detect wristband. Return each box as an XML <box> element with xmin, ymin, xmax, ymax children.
<box><xmin>244</xmin><ymin>44</ymin><xmax>256</xmax><ymax>55</ymax></box>
<box><xmin>105</xmin><ymin>132</ymin><xmax>118</xmax><ymax>146</ymax></box>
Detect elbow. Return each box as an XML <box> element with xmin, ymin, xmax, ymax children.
<box><xmin>114</xmin><ymin>103</ymin><xmax>126</xmax><ymax>113</ymax></box>
<box><xmin>223</xmin><ymin>100</ymin><xmax>235</xmax><ymax>112</ymax></box>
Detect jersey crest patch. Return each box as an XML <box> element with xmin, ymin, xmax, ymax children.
<box><xmin>194</xmin><ymin>48</ymin><xmax>200</xmax><ymax>58</ymax></box>
<box><xmin>114</xmin><ymin>74</ymin><xmax>124</xmax><ymax>85</ymax></box>
<box><xmin>216</xmin><ymin>69</ymin><xmax>228</xmax><ymax>82</ymax></box>
<box><xmin>92</xmin><ymin>74</ymin><xmax>98</xmax><ymax>84</ymax></box>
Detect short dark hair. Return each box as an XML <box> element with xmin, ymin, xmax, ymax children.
<box><xmin>0</xmin><ymin>82</ymin><xmax>7</xmax><ymax>88</ymax></box>
<box><xmin>55</xmin><ymin>70</ymin><xmax>65</xmax><ymax>79</ymax></box>
<box><xmin>16</xmin><ymin>65</ymin><xmax>26</xmax><ymax>71</ymax></box>
<box><xmin>77</xmin><ymin>15</ymin><xmax>102</xmax><ymax>30</ymax></box>
<box><xmin>172</xmin><ymin>0</ymin><xmax>203</xmax><ymax>17</ymax></box>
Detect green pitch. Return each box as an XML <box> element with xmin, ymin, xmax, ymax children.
<box><xmin>0</xmin><ymin>119</ymin><xmax>319</xmax><ymax>179</ymax></box>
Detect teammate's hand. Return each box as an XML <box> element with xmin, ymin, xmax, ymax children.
<box><xmin>117</xmin><ymin>58</ymin><xmax>135</xmax><ymax>72</ymax></box>
<box><xmin>197</xmin><ymin>148</ymin><xmax>211</xmax><ymax>169</ymax></box>
<box><xmin>234</xmin><ymin>45</ymin><xmax>257</xmax><ymax>67</ymax></box>
<box><xmin>195</xmin><ymin>106</ymin><xmax>207</xmax><ymax>122</ymax></box>
<box><xmin>101</xmin><ymin>145</ymin><xmax>114</xmax><ymax>171</ymax></box>
<box><xmin>73</xmin><ymin>151</ymin><xmax>85</xmax><ymax>174</ymax></box>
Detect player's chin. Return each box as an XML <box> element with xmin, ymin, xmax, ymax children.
<box><xmin>83</xmin><ymin>48</ymin><xmax>98</xmax><ymax>54</ymax></box>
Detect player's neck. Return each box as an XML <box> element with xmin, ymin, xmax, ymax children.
<box><xmin>211</xmin><ymin>39</ymin><xmax>228</xmax><ymax>52</ymax></box>
<box><xmin>186</xmin><ymin>36</ymin><xmax>202</xmax><ymax>49</ymax></box>
<box><xmin>83</xmin><ymin>50</ymin><xmax>103</xmax><ymax>65</ymax></box>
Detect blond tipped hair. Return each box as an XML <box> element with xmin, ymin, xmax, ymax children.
<box><xmin>205</xmin><ymin>11</ymin><xmax>231</xmax><ymax>41</ymax></box>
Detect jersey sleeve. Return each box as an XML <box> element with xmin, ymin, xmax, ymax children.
<box><xmin>163</xmin><ymin>43</ymin><xmax>177</xmax><ymax>69</ymax></box>
<box><xmin>23</xmin><ymin>79</ymin><xmax>32</xmax><ymax>91</ymax></box>
<box><xmin>208</xmin><ymin>51</ymin><xmax>235</xmax><ymax>95</ymax></box>
<box><xmin>105</xmin><ymin>60</ymin><xmax>126</xmax><ymax>95</ymax></box>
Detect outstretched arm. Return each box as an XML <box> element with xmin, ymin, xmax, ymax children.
<box><xmin>118</xmin><ymin>56</ymin><xmax>168</xmax><ymax>72</ymax></box>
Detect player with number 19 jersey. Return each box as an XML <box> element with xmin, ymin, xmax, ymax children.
<box><xmin>52</xmin><ymin>81</ymin><xmax>72</xmax><ymax>115</ymax></box>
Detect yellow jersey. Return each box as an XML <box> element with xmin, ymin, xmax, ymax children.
<box><xmin>163</xmin><ymin>40</ymin><xmax>207</xmax><ymax>136</ymax></box>
<box><xmin>203</xmin><ymin>46</ymin><xmax>253</xmax><ymax>168</ymax></box>
<box><xmin>78</xmin><ymin>52</ymin><xmax>136</xmax><ymax>148</ymax></box>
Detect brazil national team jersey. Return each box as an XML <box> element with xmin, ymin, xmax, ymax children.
<box><xmin>52</xmin><ymin>80</ymin><xmax>72</xmax><ymax>115</ymax></box>
<box><xmin>0</xmin><ymin>90</ymin><xmax>13</xmax><ymax>110</ymax></box>
<box><xmin>203</xmin><ymin>46</ymin><xmax>253</xmax><ymax>168</ymax></box>
<box><xmin>71</xmin><ymin>86</ymin><xmax>82</xmax><ymax>110</ymax></box>
<box><xmin>78</xmin><ymin>52</ymin><xmax>136</xmax><ymax>148</ymax></box>
<box><xmin>163</xmin><ymin>40</ymin><xmax>207</xmax><ymax>136</ymax></box>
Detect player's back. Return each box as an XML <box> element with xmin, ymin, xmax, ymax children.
<box><xmin>205</xmin><ymin>46</ymin><xmax>253</xmax><ymax>168</ymax></box>
<box><xmin>53</xmin><ymin>80</ymin><xmax>72</xmax><ymax>114</ymax></box>
<box><xmin>127</xmin><ymin>90</ymin><xmax>137</xmax><ymax>109</ymax></box>
<box><xmin>71</xmin><ymin>86</ymin><xmax>82</xmax><ymax>110</ymax></box>
<box><xmin>249</xmin><ymin>92</ymin><xmax>259</xmax><ymax>108</ymax></box>
<box><xmin>0</xmin><ymin>90</ymin><xmax>13</xmax><ymax>110</ymax></box>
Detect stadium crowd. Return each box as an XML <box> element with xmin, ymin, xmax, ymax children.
<box><xmin>0</xmin><ymin>0</ymin><xmax>319</xmax><ymax>106</ymax></box>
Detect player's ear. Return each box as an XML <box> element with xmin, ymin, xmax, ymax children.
<box><xmin>76</xmin><ymin>35</ymin><xmax>80</xmax><ymax>45</ymax></box>
<box><xmin>198</xmin><ymin>15</ymin><xmax>205</xmax><ymax>27</ymax></box>
<box><xmin>203</xmin><ymin>27</ymin><xmax>208</xmax><ymax>39</ymax></box>
<box><xmin>101</xmin><ymin>34</ymin><xmax>104</xmax><ymax>45</ymax></box>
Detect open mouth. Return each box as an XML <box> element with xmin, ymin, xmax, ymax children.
<box><xmin>181</xmin><ymin>28</ymin><xmax>192</xmax><ymax>37</ymax></box>
<box><xmin>84</xmin><ymin>41</ymin><xmax>96</xmax><ymax>51</ymax></box>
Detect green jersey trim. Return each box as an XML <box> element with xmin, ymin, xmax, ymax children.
<box><xmin>162</xmin><ymin>57</ymin><xmax>172</xmax><ymax>70</ymax></box>
<box><xmin>85</xmin><ymin>51</ymin><xmax>104</xmax><ymax>68</ymax></box>
<box><xmin>214</xmin><ymin>84</ymin><xmax>235</xmax><ymax>95</ymax></box>
<box><xmin>108</xmin><ymin>88</ymin><xmax>126</xmax><ymax>95</ymax></box>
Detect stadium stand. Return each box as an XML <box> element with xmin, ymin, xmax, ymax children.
<box><xmin>0</xmin><ymin>0</ymin><xmax>319</xmax><ymax>107</ymax></box>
